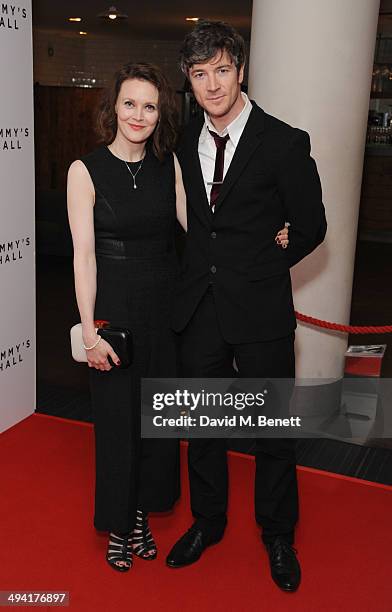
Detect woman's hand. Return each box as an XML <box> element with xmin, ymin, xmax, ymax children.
<box><xmin>86</xmin><ymin>337</ymin><xmax>121</xmax><ymax>371</ymax></box>
<box><xmin>275</xmin><ymin>223</ymin><xmax>290</xmax><ymax>249</ymax></box>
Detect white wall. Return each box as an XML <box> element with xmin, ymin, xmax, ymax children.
<box><xmin>0</xmin><ymin>0</ymin><xmax>35</xmax><ymax>432</ymax></box>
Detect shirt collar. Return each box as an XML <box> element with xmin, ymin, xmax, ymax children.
<box><xmin>201</xmin><ymin>92</ymin><xmax>252</xmax><ymax>147</ymax></box>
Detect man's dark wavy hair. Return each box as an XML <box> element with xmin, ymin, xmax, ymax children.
<box><xmin>179</xmin><ymin>20</ymin><xmax>246</xmax><ymax>76</ymax></box>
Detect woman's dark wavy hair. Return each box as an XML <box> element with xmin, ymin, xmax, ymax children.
<box><xmin>180</xmin><ymin>20</ymin><xmax>246</xmax><ymax>75</ymax></box>
<box><xmin>96</xmin><ymin>62</ymin><xmax>178</xmax><ymax>160</ymax></box>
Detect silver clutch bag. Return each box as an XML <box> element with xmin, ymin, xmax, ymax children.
<box><xmin>70</xmin><ymin>323</ymin><xmax>96</xmax><ymax>362</ymax></box>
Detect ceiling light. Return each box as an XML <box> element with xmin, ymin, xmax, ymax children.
<box><xmin>79</xmin><ymin>31</ymin><xmax>87</xmax><ymax>35</ymax></box>
<box><xmin>97</xmin><ymin>5</ymin><xmax>128</xmax><ymax>21</ymax></box>
<box><xmin>68</xmin><ymin>17</ymin><xmax>82</xmax><ymax>22</ymax></box>
<box><xmin>186</xmin><ymin>17</ymin><xmax>199</xmax><ymax>22</ymax></box>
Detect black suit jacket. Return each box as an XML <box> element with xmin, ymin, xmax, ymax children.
<box><xmin>172</xmin><ymin>102</ymin><xmax>327</xmax><ymax>343</ymax></box>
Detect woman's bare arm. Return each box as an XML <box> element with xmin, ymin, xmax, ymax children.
<box><xmin>67</xmin><ymin>160</ymin><xmax>119</xmax><ymax>370</ymax></box>
<box><xmin>174</xmin><ymin>153</ymin><xmax>187</xmax><ymax>232</ymax></box>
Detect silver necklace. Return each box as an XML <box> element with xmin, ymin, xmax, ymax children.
<box><xmin>124</xmin><ymin>155</ymin><xmax>145</xmax><ymax>189</ymax></box>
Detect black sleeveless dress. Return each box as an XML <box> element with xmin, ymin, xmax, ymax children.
<box><xmin>81</xmin><ymin>145</ymin><xmax>180</xmax><ymax>533</ymax></box>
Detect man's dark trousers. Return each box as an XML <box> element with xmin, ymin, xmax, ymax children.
<box><xmin>179</xmin><ymin>286</ymin><xmax>298</xmax><ymax>545</ymax></box>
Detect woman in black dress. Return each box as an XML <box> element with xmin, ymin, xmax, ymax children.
<box><xmin>67</xmin><ymin>63</ymin><xmax>187</xmax><ymax>571</ymax></box>
<box><xmin>67</xmin><ymin>62</ymin><xmax>289</xmax><ymax>572</ymax></box>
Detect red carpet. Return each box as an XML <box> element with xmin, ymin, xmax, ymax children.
<box><xmin>1</xmin><ymin>413</ymin><xmax>391</xmax><ymax>612</ymax></box>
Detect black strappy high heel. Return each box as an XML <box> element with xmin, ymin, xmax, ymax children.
<box><xmin>132</xmin><ymin>510</ymin><xmax>157</xmax><ymax>560</ymax></box>
<box><xmin>106</xmin><ymin>532</ymin><xmax>133</xmax><ymax>571</ymax></box>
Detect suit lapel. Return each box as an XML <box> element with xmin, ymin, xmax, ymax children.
<box><xmin>213</xmin><ymin>104</ymin><xmax>265</xmax><ymax>215</ymax></box>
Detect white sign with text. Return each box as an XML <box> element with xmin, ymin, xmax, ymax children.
<box><xmin>0</xmin><ymin>1</ymin><xmax>35</xmax><ymax>432</ymax></box>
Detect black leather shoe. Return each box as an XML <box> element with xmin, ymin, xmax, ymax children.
<box><xmin>265</xmin><ymin>537</ymin><xmax>301</xmax><ymax>592</ymax></box>
<box><xmin>166</xmin><ymin>522</ymin><xmax>225</xmax><ymax>568</ymax></box>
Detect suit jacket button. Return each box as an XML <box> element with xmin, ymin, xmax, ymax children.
<box><xmin>211</xmin><ymin>231</ymin><xmax>217</xmax><ymax>239</ymax></box>
<box><xmin>210</xmin><ymin>265</ymin><xmax>217</xmax><ymax>274</ymax></box>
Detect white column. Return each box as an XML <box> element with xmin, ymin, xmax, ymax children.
<box><xmin>248</xmin><ymin>0</ymin><xmax>380</xmax><ymax>379</ymax></box>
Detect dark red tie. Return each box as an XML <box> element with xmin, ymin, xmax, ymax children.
<box><xmin>209</xmin><ymin>129</ymin><xmax>230</xmax><ymax>209</ymax></box>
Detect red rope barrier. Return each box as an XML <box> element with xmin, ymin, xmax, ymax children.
<box><xmin>294</xmin><ymin>311</ymin><xmax>392</xmax><ymax>334</ymax></box>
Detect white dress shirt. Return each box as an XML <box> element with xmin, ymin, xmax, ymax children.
<box><xmin>198</xmin><ymin>92</ymin><xmax>253</xmax><ymax>207</ymax></box>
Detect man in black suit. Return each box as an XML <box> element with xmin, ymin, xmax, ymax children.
<box><xmin>166</xmin><ymin>21</ymin><xmax>326</xmax><ymax>592</ymax></box>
